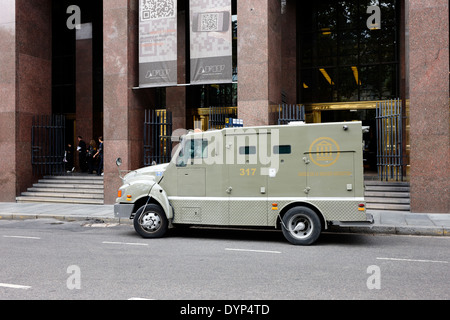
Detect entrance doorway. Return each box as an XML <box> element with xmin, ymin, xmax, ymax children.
<box><xmin>52</xmin><ymin>0</ymin><xmax>103</xmax><ymax>171</ymax></box>
<box><xmin>297</xmin><ymin>0</ymin><xmax>402</xmax><ymax>177</ymax></box>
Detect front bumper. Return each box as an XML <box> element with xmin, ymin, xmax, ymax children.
<box><xmin>114</xmin><ymin>203</ymin><xmax>134</xmax><ymax>219</ymax></box>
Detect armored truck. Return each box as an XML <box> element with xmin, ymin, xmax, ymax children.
<box><xmin>114</xmin><ymin>121</ymin><xmax>373</xmax><ymax>245</ymax></box>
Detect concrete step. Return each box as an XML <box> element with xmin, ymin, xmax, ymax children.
<box><xmin>16</xmin><ymin>196</ymin><xmax>104</xmax><ymax>205</ymax></box>
<box><xmin>364</xmin><ymin>191</ymin><xmax>410</xmax><ymax>198</ymax></box>
<box><xmin>365</xmin><ymin>203</ymin><xmax>411</xmax><ymax>211</ymax></box>
<box><xmin>365</xmin><ymin>185</ymin><xmax>410</xmax><ymax>193</ymax></box>
<box><xmin>365</xmin><ymin>197</ymin><xmax>410</xmax><ymax>204</ymax></box>
<box><xmin>27</xmin><ymin>187</ymin><xmax>104</xmax><ymax>194</ymax></box>
<box><xmin>38</xmin><ymin>178</ymin><xmax>104</xmax><ymax>185</ymax></box>
<box><xmin>17</xmin><ymin>175</ymin><xmax>104</xmax><ymax>205</ymax></box>
<box><xmin>44</xmin><ymin>175</ymin><xmax>103</xmax><ymax>179</ymax></box>
<box><xmin>364</xmin><ymin>181</ymin><xmax>410</xmax><ymax>212</ymax></box>
<box><xmin>32</xmin><ymin>183</ymin><xmax>104</xmax><ymax>189</ymax></box>
<box><xmin>21</xmin><ymin>192</ymin><xmax>103</xmax><ymax>200</ymax></box>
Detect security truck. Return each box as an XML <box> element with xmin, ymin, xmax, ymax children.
<box><xmin>114</xmin><ymin>121</ymin><xmax>373</xmax><ymax>245</ymax></box>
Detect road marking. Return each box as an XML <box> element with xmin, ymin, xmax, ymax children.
<box><xmin>225</xmin><ymin>248</ymin><xmax>281</xmax><ymax>254</ymax></box>
<box><xmin>0</xmin><ymin>283</ymin><xmax>31</xmax><ymax>290</ymax></box>
<box><xmin>102</xmin><ymin>241</ymin><xmax>148</xmax><ymax>246</ymax></box>
<box><xmin>377</xmin><ymin>257</ymin><xmax>449</xmax><ymax>264</ymax></box>
<box><xmin>128</xmin><ymin>297</ymin><xmax>155</xmax><ymax>300</ymax></box>
<box><xmin>3</xmin><ymin>235</ymin><xmax>41</xmax><ymax>240</ymax></box>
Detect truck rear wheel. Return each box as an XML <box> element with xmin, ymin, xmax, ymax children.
<box><xmin>281</xmin><ymin>206</ymin><xmax>321</xmax><ymax>245</ymax></box>
<box><xmin>134</xmin><ymin>204</ymin><xmax>168</xmax><ymax>238</ymax></box>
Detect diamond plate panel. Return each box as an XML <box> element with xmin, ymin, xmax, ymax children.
<box><xmin>171</xmin><ymin>198</ymin><xmax>228</xmax><ymax>225</ymax></box>
<box><xmin>171</xmin><ymin>198</ymin><xmax>366</xmax><ymax>227</ymax></box>
<box><xmin>273</xmin><ymin>199</ymin><xmax>366</xmax><ymax>223</ymax></box>
<box><xmin>229</xmin><ymin>199</ymin><xmax>268</xmax><ymax>226</ymax></box>
<box><xmin>312</xmin><ymin>200</ymin><xmax>366</xmax><ymax>221</ymax></box>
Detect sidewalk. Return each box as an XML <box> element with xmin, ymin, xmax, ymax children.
<box><xmin>0</xmin><ymin>202</ymin><xmax>449</xmax><ymax>237</ymax></box>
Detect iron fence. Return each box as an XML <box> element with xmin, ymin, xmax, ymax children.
<box><xmin>376</xmin><ymin>99</ymin><xmax>404</xmax><ymax>181</ymax></box>
<box><xmin>278</xmin><ymin>104</ymin><xmax>305</xmax><ymax>124</ymax></box>
<box><xmin>32</xmin><ymin>114</ymin><xmax>66</xmax><ymax>176</ymax></box>
<box><xmin>208</xmin><ymin>106</ymin><xmax>238</xmax><ymax>130</ymax></box>
<box><xmin>144</xmin><ymin>109</ymin><xmax>173</xmax><ymax>166</ymax></box>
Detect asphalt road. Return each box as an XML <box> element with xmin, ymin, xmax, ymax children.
<box><xmin>1</xmin><ymin>218</ymin><xmax>449</xmax><ymax>301</ymax></box>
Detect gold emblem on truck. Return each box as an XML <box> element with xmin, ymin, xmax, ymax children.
<box><xmin>309</xmin><ymin>137</ymin><xmax>340</xmax><ymax>167</ymax></box>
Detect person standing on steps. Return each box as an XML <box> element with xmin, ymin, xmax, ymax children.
<box><xmin>93</xmin><ymin>136</ymin><xmax>103</xmax><ymax>176</ymax></box>
<box><xmin>77</xmin><ymin>136</ymin><xmax>87</xmax><ymax>172</ymax></box>
<box><xmin>87</xmin><ymin>139</ymin><xmax>97</xmax><ymax>174</ymax></box>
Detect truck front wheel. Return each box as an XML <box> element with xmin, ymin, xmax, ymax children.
<box><xmin>134</xmin><ymin>204</ymin><xmax>168</xmax><ymax>238</ymax></box>
<box><xmin>281</xmin><ymin>206</ymin><xmax>322</xmax><ymax>245</ymax></box>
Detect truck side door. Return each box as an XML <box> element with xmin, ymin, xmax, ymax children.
<box><xmin>225</xmin><ymin>130</ymin><xmax>268</xmax><ymax>226</ymax></box>
<box><xmin>305</xmin><ymin>137</ymin><xmax>356</xmax><ymax>198</ymax></box>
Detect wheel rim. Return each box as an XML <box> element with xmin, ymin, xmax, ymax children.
<box><xmin>287</xmin><ymin>213</ymin><xmax>313</xmax><ymax>240</ymax></box>
<box><xmin>139</xmin><ymin>212</ymin><xmax>162</xmax><ymax>233</ymax></box>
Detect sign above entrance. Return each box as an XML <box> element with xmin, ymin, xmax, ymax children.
<box><xmin>189</xmin><ymin>0</ymin><xmax>233</xmax><ymax>85</ymax></box>
<box><xmin>139</xmin><ymin>0</ymin><xmax>178</xmax><ymax>88</ymax></box>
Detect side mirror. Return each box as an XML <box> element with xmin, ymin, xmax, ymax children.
<box><xmin>116</xmin><ymin>157</ymin><xmax>124</xmax><ymax>181</ymax></box>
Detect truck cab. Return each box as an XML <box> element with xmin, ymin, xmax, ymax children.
<box><xmin>114</xmin><ymin>121</ymin><xmax>373</xmax><ymax>245</ymax></box>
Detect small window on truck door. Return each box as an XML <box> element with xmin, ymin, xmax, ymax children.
<box><xmin>273</xmin><ymin>145</ymin><xmax>291</xmax><ymax>154</ymax></box>
<box><xmin>176</xmin><ymin>139</ymin><xmax>208</xmax><ymax>167</ymax></box>
<box><xmin>239</xmin><ymin>146</ymin><xmax>256</xmax><ymax>155</ymax></box>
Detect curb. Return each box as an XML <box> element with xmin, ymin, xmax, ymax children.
<box><xmin>0</xmin><ymin>213</ymin><xmax>130</xmax><ymax>225</ymax></box>
<box><xmin>1</xmin><ymin>213</ymin><xmax>449</xmax><ymax>237</ymax></box>
<box><xmin>328</xmin><ymin>225</ymin><xmax>450</xmax><ymax>237</ymax></box>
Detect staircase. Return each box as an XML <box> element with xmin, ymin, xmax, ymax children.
<box><xmin>16</xmin><ymin>175</ymin><xmax>104</xmax><ymax>205</ymax></box>
<box><xmin>364</xmin><ymin>180</ymin><xmax>410</xmax><ymax>212</ymax></box>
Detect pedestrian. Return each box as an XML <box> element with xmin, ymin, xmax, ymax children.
<box><xmin>77</xmin><ymin>136</ymin><xmax>87</xmax><ymax>172</ymax></box>
<box><xmin>87</xmin><ymin>139</ymin><xmax>97</xmax><ymax>174</ymax></box>
<box><xmin>64</xmin><ymin>143</ymin><xmax>74</xmax><ymax>173</ymax></box>
<box><xmin>94</xmin><ymin>136</ymin><xmax>103</xmax><ymax>176</ymax></box>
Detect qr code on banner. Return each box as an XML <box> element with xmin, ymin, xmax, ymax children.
<box><xmin>200</xmin><ymin>13</ymin><xmax>219</xmax><ymax>32</ymax></box>
<box><xmin>141</xmin><ymin>0</ymin><xmax>175</xmax><ymax>21</ymax></box>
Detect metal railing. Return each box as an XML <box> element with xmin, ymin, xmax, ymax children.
<box><xmin>376</xmin><ymin>99</ymin><xmax>404</xmax><ymax>181</ymax></box>
<box><xmin>32</xmin><ymin>115</ymin><xmax>66</xmax><ymax>176</ymax></box>
<box><xmin>278</xmin><ymin>104</ymin><xmax>305</xmax><ymax>125</ymax></box>
<box><xmin>144</xmin><ymin>109</ymin><xmax>173</xmax><ymax>165</ymax></box>
<box><xmin>208</xmin><ymin>106</ymin><xmax>238</xmax><ymax>130</ymax></box>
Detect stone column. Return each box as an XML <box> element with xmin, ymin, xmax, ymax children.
<box><xmin>281</xmin><ymin>0</ymin><xmax>297</xmax><ymax>105</ymax></box>
<box><xmin>0</xmin><ymin>0</ymin><xmax>18</xmax><ymax>201</ymax></box>
<box><xmin>237</xmin><ymin>0</ymin><xmax>282</xmax><ymax>126</ymax></box>
<box><xmin>103</xmin><ymin>0</ymin><xmax>149</xmax><ymax>204</ymax></box>
<box><xmin>408</xmin><ymin>0</ymin><xmax>450</xmax><ymax>213</ymax></box>
<box><xmin>167</xmin><ymin>7</ymin><xmax>187</xmax><ymax>131</ymax></box>
<box><xmin>0</xmin><ymin>0</ymin><xmax>52</xmax><ymax>201</ymax></box>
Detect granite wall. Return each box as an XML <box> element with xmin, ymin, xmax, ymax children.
<box><xmin>103</xmin><ymin>0</ymin><xmax>154</xmax><ymax>204</ymax></box>
<box><xmin>237</xmin><ymin>0</ymin><xmax>282</xmax><ymax>126</ymax></box>
<box><xmin>408</xmin><ymin>0</ymin><xmax>450</xmax><ymax>213</ymax></box>
<box><xmin>0</xmin><ymin>0</ymin><xmax>52</xmax><ymax>201</ymax></box>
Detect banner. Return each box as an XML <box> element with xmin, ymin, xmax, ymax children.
<box><xmin>190</xmin><ymin>0</ymin><xmax>233</xmax><ymax>85</ymax></box>
<box><xmin>139</xmin><ymin>0</ymin><xmax>177</xmax><ymax>87</ymax></box>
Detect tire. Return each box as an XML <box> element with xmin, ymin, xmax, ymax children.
<box><xmin>133</xmin><ymin>204</ymin><xmax>168</xmax><ymax>239</ymax></box>
<box><xmin>281</xmin><ymin>206</ymin><xmax>322</xmax><ymax>245</ymax></box>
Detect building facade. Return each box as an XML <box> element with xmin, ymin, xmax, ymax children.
<box><xmin>0</xmin><ymin>0</ymin><xmax>448</xmax><ymax>212</ymax></box>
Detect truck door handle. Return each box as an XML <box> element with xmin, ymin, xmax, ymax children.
<box><xmin>226</xmin><ymin>186</ymin><xmax>233</xmax><ymax>194</ymax></box>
